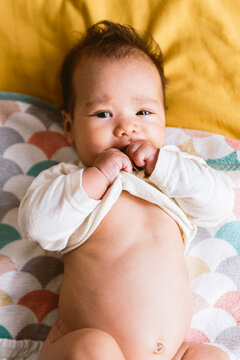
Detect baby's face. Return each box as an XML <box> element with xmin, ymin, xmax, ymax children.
<box><xmin>63</xmin><ymin>55</ymin><xmax>166</xmax><ymax>166</ymax></box>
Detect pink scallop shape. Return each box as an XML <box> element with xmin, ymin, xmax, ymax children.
<box><xmin>184</xmin><ymin>328</ymin><xmax>210</xmax><ymax>343</ymax></box>
<box><xmin>233</xmin><ymin>188</ymin><xmax>240</xmax><ymax>219</ymax></box>
<box><xmin>192</xmin><ymin>293</ymin><xmax>209</xmax><ymax>314</ymax></box>
<box><xmin>0</xmin><ymin>100</ymin><xmax>21</xmax><ymax>125</ymax></box>
<box><xmin>225</xmin><ymin>137</ymin><xmax>240</xmax><ymax>151</ymax></box>
<box><xmin>0</xmin><ymin>254</ymin><xmax>17</xmax><ymax>275</ymax></box>
<box><xmin>183</xmin><ymin>129</ymin><xmax>211</xmax><ymax>138</ymax></box>
<box><xmin>214</xmin><ymin>291</ymin><xmax>240</xmax><ymax>324</ymax></box>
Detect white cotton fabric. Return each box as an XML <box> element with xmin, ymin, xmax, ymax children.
<box><xmin>0</xmin><ymin>339</ymin><xmax>42</xmax><ymax>359</ymax></box>
<box><xmin>18</xmin><ymin>146</ymin><xmax>234</xmax><ymax>254</ymax></box>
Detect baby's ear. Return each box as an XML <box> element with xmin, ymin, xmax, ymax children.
<box><xmin>62</xmin><ymin>110</ymin><xmax>74</xmax><ymax>145</ymax></box>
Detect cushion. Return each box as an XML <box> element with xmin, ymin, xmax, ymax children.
<box><xmin>0</xmin><ymin>0</ymin><xmax>240</xmax><ymax>138</ymax></box>
<box><xmin>0</xmin><ymin>93</ymin><xmax>78</xmax><ymax>359</ymax></box>
<box><xmin>0</xmin><ymin>93</ymin><xmax>239</xmax><ymax>359</ymax></box>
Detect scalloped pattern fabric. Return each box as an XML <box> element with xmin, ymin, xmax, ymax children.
<box><xmin>0</xmin><ymin>0</ymin><xmax>240</xmax><ymax>139</ymax></box>
<box><xmin>0</xmin><ymin>94</ymin><xmax>240</xmax><ymax>359</ymax></box>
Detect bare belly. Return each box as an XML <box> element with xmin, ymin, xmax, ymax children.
<box><xmin>58</xmin><ymin>192</ymin><xmax>193</xmax><ymax>359</ymax></box>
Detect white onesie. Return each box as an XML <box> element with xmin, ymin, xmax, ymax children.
<box><xmin>18</xmin><ymin>145</ymin><xmax>234</xmax><ymax>254</ymax></box>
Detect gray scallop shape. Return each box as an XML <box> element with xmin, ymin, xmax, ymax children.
<box><xmin>16</xmin><ymin>323</ymin><xmax>51</xmax><ymax>341</ymax></box>
<box><xmin>0</xmin><ymin>191</ymin><xmax>20</xmax><ymax>221</ymax></box>
<box><xmin>22</xmin><ymin>255</ymin><xmax>64</xmax><ymax>288</ymax></box>
<box><xmin>0</xmin><ymin>127</ymin><xmax>24</xmax><ymax>154</ymax></box>
<box><xmin>26</xmin><ymin>105</ymin><xmax>62</xmax><ymax>129</ymax></box>
<box><xmin>214</xmin><ymin>326</ymin><xmax>240</xmax><ymax>354</ymax></box>
<box><xmin>216</xmin><ymin>256</ymin><xmax>240</xmax><ymax>289</ymax></box>
<box><xmin>0</xmin><ymin>158</ymin><xmax>23</xmax><ymax>187</ymax></box>
<box><xmin>186</xmin><ymin>227</ymin><xmax>211</xmax><ymax>253</ymax></box>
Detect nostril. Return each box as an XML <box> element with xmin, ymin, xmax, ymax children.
<box><xmin>126</xmin><ymin>130</ymin><xmax>132</xmax><ymax>136</ymax></box>
<box><xmin>114</xmin><ymin>121</ymin><xmax>139</xmax><ymax>137</ymax></box>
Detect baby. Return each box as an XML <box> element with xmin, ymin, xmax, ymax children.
<box><xmin>18</xmin><ymin>21</ymin><xmax>234</xmax><ymax>360</ymax></box>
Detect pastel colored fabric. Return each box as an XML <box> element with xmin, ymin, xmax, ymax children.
<box><xmin>0</xmin><ymin>93</ymin><xmax>240</xmax><ymax>359</ymax></box>
<box><xmin>0</xmin><ymin>0</ymin><xmax>240</xmax><ymax>139</ymax></box>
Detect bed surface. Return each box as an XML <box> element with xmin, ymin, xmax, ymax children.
<box><xmin>0</xmin><ymin>0</ymin><xmax>240</xmax><ymax>138</ymax></box>
<box><xmin>0</xmin><ymin>0</ymin><xmax>240</xmax><ymax>358</ymax></box>
<box><xmin>0</xmin><ymin>94</ymin><xmax>239</xmax><ymax>359</ymax></box>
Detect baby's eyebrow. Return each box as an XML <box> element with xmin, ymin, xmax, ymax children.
<box><xmin>84</xmin><ymin>96</ymin><xmax>111</xmax><ymax>108</ymax></box>
<box><xmin>133</xmin><ymin>96</ymin><xmax>160</xmax><ymax>105</ymax></box>
<box><xmin>84</xmin><ymin>95</ymin><xmax>161</xmax><ymax>108</ymax></box>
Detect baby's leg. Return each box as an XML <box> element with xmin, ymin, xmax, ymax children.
<box><xmin>172</xmin><ymin>342</ymin><xmax>230</xmax><ymax>360</ymax></box>
<box><xmin>39</xmin><ymin>320</ymin><xmax>125</xmax><ymax>360</ymax></box>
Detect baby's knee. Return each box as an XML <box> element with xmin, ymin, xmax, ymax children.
<box><xmin>178</xmin><ymin>343</ymin><xmax>230</xmax><ymax>360</ymax></box>
<box><xmin>69</xmin><ymin>328</ymin><xmax>125</xmax><ymax>360</ymax></box>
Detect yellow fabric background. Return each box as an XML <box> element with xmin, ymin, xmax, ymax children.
<box><xmin>0</xmin><ymin>0</ymin><xmax>239</xmax><ymax>139</ymax></box>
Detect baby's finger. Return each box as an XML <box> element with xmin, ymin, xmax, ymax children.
<box><xmin>126</xmin><ymin>141</ymin><xmax>146</xmax><ymax>165</ymax></box>
<box><xmin>125</xmin><ymin>140</ymin><xmax>145</xmax><ymax>157</ymax></box>
<box><xmin>120</xmin><ymin>153</ymin><xmax>133</xmax><ymax>173</ymax></box>
<box><xmin>127</xmin><ymin>142</ymin><xmax>151</xmax><ymax>168</ymax></box>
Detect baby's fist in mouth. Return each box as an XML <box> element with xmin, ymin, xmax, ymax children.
<box><xmin>125</xmin><ymin>140</ymin><xmax>159</xmax><ymax>176</ymax></box>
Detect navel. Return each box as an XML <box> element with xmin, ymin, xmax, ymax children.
<box><xmin>153</xmin><ymin>341</ymin><xmax>164</xmax><ymax>355</ymax></box>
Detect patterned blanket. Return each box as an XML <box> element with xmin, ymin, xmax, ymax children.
<box><xmin>0</xmin><ymin>93</ymin><xmax>239</xmax><ymax>359</ymax></box>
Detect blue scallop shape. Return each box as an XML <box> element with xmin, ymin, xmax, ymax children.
<box><xmin>206</xmin><ymin>151</ymin><xmax>240</xmax><ymax>171</ymax></box>
<box><xmin>215</xmin><ymin>221</ymin><xmax>240</xmax><ymax>254</ymax></box>
<box><xmin>207</xmin><ymin>151</ymin><xmax>238</xmax><ymax>164</ymax></box>
<box><xmin>0</xmin><ymin>224</ymin><xmax>22</xmax><ymax>249</ymax></box>
<box><xmin>0</xmin><ymin>325</ymin><xmax>12</xmax><ymax>339</ymax></box>
<box><xmin>27</xmin><ymin>160</ymin><xmax>59</xmax><ymax>177</ymax></box>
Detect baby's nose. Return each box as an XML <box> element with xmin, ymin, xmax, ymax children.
<box><xmin>114</xmin><ymin>118</ymin><xmax>140</xmax><ymax>137</ymax></box>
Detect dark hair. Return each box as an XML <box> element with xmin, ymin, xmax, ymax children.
<box><xmin>60</xmin><ymin>20</ymin><xmax>167</xmax><ymax>115</ymax></box>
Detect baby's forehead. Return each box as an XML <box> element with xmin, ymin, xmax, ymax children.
<box><xmin>73</xmin><ymin>48</ymin><xmax>158</xmax><ymax>75</ymax></box>
<box><xmin>72</xmin><ymin>52</ymin><xmax>162</xmax><ymax>89</ymax></box>
<box><xmin>77</xmin><ymin>56</ymin><xmax>161</xmax><ymax>87</ymax></box>
<box><xmin>70</xmin><ymin>55</ymin><xmax>164</xmax><ymax>110</ymax></box>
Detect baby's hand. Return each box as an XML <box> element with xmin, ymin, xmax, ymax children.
<box><xmin>93</xmin><ymin>148</ymin><xmax>132</xmax><ymax>186</ymax></box>
<box><xmin>126</xmin><ymin>140</ymin><xmax>159</xmax><ymax>176</ymax></box>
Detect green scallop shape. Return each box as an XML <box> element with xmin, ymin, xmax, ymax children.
<box><xmin>27</xmin><ymin>160</ymin><xmax>59</xmax><ymax>177</ymax></box>
<box><xmin>206</xmin><ymin>151</ymin><xmax>240</xmax><ymax>171</ymax></box>
<box><xmin>0</xmin><ymin>224</ymin><xmax>21</xmax><ymax>249</ymax></box>
<box><xmin>0</xmin><ymin>325</ymin><xmax>12</xmax><ymax>339</ymax></box>
<box><xmin>215</xmin><ymin>221</ymin><xmax>240</xmax><ymax>255</ymax></box>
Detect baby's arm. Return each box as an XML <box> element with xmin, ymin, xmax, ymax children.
<box><xmin>18</xmin><ymin>149</ymin><xmax>132</xmax><ymax>251</ymax></box>
<box><xmin>125</xmin><ymin>140</ymin><xmax>234</xmax><ymax>227</ymax></box>
<box><xmin>149</xmin><ymin>145</ymin><xmax>234</xmax><ymax>227</ymax></box>
<box><xmin>18</xmin><ymin>162</ymin><xmax>101</xmax><ymax>251</ymax></box>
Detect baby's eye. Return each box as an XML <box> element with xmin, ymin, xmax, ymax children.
<box><xmin>95</xmin><ymin>111</ymin><xmax>112</xmax><ymax>118</ymax></box>
<box><xmin>136</xmin><ymin>110</ymin><xmax>152</xmax><ymax>116</ymax></box>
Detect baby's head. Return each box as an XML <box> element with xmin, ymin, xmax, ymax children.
<box><xmin>60</xmin><ymin>20</ymin><xmax>167</xmax><ymax>166</ymax></box>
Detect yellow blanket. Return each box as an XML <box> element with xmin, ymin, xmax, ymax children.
<box><xmin>0</xmin><ymin>0</ymin><xmax>239</xmax><ymax>139</ymax></box>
